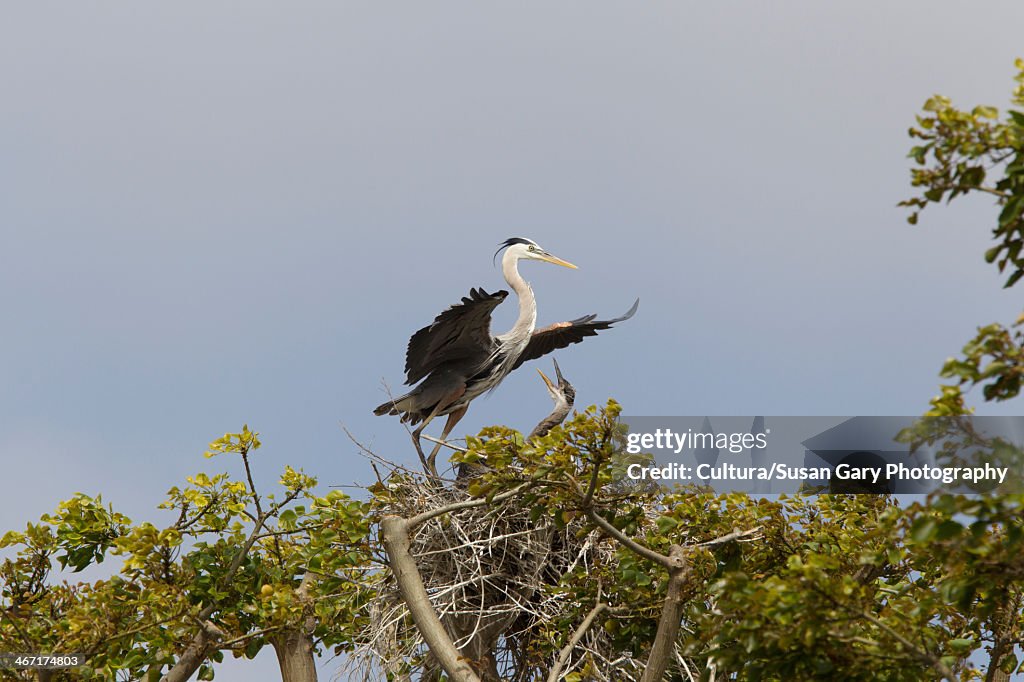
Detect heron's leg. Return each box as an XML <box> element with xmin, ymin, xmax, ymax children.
<box><xmin>427</xmin><ymin>405</ymin><xmax>469</xmax><ymax>475</ymax></box>
<box><xmin>411</xmin><ymin>387</ymin><xmax>466</xmax><ymax>479</ymax></box>
<box><xmin>411</xmin><ymin>409</ymin><xmax>442</xmax><ymax>476</ymax></box>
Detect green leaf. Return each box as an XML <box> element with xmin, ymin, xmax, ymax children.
<box><xmin>910</xmin><ymin>517</ymin><xmax>938</xmax><ymax>543</ymax></box>
<box><xmin>997</xmin><ymin>652</ymin><xmax>1018</xmax><ymax>673</ymax></box>
<box><xmin>948</xmin><ymin>638</ymin><xmax>974</xmax><ymax>654</ymax></box>
<box><xmin>972</xmin><ymin>105</ymin><xmax>998</xmax><ymax>119</ymax></box>
<box><xmin>245</xmin><ymin>639</ymin><xmax>263</xmax><ymax>659</ymax></box>
<box><xmin>934</xmin><ymin>520</ymin><xmax>963</xmax><ymax>541</ymax></box>
<box><xmin>960</xmin><ymin>165</ymin><xmax>985</xmax><ymax>188</ymax></box>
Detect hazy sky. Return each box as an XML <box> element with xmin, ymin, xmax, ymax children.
<box><xmin>3</xmin><ymin>3</ymin><xmax>1023</xmax><ymax>679</ymax></box>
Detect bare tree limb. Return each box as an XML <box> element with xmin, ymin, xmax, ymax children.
<box><xmin>381</xmin><ymin>515</ymin><xmax>482</xmax><ymax>682</ymax></box>
<box><xmin>422</xmin><ymin>434</ymin><xmax>467</xmax><ymax>453</ymax></box>
<box><xmin>406</xmin><ymin>482</ymin><xmax>533</xmax><ymax>529</ymax></box>
<box><xmin>696</xmin><ymin>527</ymin><xmax>762</xmax><ymax>547</ymax></box>
<box><xmin>545</xmin><ymin>602</ymin><xmax>609</xmax><ymax>682</ymax></box>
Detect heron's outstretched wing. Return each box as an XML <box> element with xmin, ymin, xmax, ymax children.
<box><xmin>511</xmin><ymin>299</ymin><xmax>638</xmax><ymax>371</ymax></box>
<box><xmin>404</xmin><ymin>287</ymin><xmax>509</xmax><ymax>385</ymax></box>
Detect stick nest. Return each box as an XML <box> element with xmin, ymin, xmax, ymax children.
<box><xmin>344</xmin><ymin>471</ymin><xmax>646</xmax><ymax>681</ymax></box>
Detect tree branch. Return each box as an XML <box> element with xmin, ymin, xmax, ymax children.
<box><xmin>545</xmin><ymin>602</ymin><xmax>609</xmax><ymax>682</ymax></box>
<box><xmin>640</xmin><ymin>545</ymin><xmax>691</xmax><ymax>682</ymax></box>
<box><xmin>696</xmin><ymin>527</ymin><xmax>762</xmax><ymax>547</ymax></box>
<box><xmin>159</xmin><ymin>620</ymin><xmax>226</xmax><ymax>682</ymax></box>
<box><xmin>380</xmin><ymin>515</ymin><xmax>482</xmax><ymax>682</ymax></box>
<box><xmin>241</xmin><ymin>447</ymin><xmax>264</xmax><ymax>520</ymax></box>
<box><xmin>406</xmin><ymin>482</ymin><xmax>532</xmax><ymax>529</ymax></box>
<box><xmin>584</xmin><ymin>508</ymin><xmax>674</xmax><ymax>570</ymax></box>
<box><xmin>858</xmin><ymin>609</ymin><xmax>957</xmax><ymax>681</ymax></box>
<box><xmin>983</xmin><ymin>589</ymin><xmax>1020</xmax><ymax>682</ymax></box>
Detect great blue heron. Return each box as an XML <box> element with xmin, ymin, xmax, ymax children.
<box><xmin>373</xmin><ymin>237</ymin><xmax>638</xmax><ymax>476</ymax></box>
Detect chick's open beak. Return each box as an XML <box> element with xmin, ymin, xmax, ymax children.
<box><xmin>537</xmin><ymin>367</ymin><xmax>556</xmax><ymax>392</ymax></box>
<box><xmin>551</xmin><ymin>358</ymin><xmax>564</xmax><ymax>384</ymax></box>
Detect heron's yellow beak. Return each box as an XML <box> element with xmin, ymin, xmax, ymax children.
<box><xmin>537</xmin><ymin>368</ymin><xmax>556</xmax><ymax>392</ymax></box>
<box><xmin>540</xmin><ymin>252</ymin><xmax>577</xmax><ymax>269</ymax></box>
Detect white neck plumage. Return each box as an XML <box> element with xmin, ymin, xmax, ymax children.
<box><xmin>499</xmin><ymin>249</ymin><xmax>537</xmax><ymax>346</ymax></box>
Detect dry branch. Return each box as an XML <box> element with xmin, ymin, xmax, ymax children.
<box><xmin>382</xmin><ymin>514</ymin><xmax>482</xmax><ymax>682</ymax></box>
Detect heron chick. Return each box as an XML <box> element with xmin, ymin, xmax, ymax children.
<box><xmin>457</xmin><ymin>358</ymin><xmax>577</xmax><ymax>483</ymax></box>
<box><xmin>373</xmin><ymin>237</ymin><xmax>637</xmax><ymax>477</ymax></box>
<box><xmin>528</xmin><ymin>358</ymin><xmax>576</xmax><ymax>442</ymax></box>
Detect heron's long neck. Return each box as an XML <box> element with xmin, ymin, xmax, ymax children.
<box><xmin>527</xmin><ymin>395</ymin><xmax>572</xmax><ymax>442</ymax></box>
<box><xmin>501</xmin><ymin>253</ymin><xmax>537</xmax><ymax>343</ymax></box>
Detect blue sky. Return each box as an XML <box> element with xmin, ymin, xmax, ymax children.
<box><xmin>2</xmin><ymin>3</ymin><xmax>1023</xmax><ymax>679</ymax></box>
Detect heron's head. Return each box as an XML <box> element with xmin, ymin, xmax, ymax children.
<box><xmin>493</xmin><ymin>237</ymin><xmax>577</xmax><ymax>269</ymax></box>
<box><xmin>537</xmin><ymin>358</ymin><xmax>576</xmax><ymax>407</ymax></box>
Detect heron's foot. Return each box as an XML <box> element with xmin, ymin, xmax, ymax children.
<box><xmin>426</xmin><ymin>439</ymin><xmax>445</xmax><ymax>479</ymax></box>
<box><xmin>410</xmin><ymin>431</ymin><xmax>430</xmax><ymax>471</ymax></box>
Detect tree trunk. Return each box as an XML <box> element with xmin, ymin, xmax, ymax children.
<box><xmin>272</xmin><ymin>629</ymin><xmax>318</xmax><ymax>682</ymax></box>
<box><xmin>640</xmin><ymin>545</ymin><xmax>690</xmax><ymax>682</ymax></box>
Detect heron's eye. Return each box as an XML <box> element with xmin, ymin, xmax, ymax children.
<box><xmin>528</xmin><ymin>245</ymin><xmax>537</xmax><ymax>252</ymax></box>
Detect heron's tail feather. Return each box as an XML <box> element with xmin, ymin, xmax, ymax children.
<box><xmin>373</xmin><ymin>392</ymin><xmax>414</xmax><ymax>416</ymax></box>
<box><xmin>373</xmin><ymin>399</ymin><xmax>399</xmax><ymax>416</ymax></box>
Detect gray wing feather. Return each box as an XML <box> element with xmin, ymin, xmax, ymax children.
<box><xmin>404</xmin><ymin>288</ymin><xmax>509</xmax><ymax>385</ymax></box>
<box><xmin>510</xmin><ymin>298</ymin><xmax>638</xmax><ymax>371</ymax></box>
